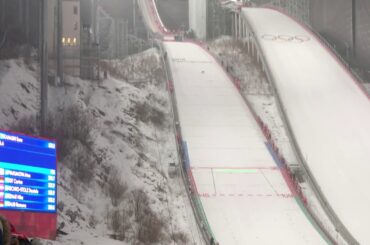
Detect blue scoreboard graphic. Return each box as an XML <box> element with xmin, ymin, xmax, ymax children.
<box><xmin>0</xmin><ymin>130</ymin><xmax>57</xmax><ymax>213</ymax></box>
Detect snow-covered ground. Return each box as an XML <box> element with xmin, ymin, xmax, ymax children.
<box><xmin>0</xmin><ymin>49</ymin><xmax>202</xmax><ymax>244</ymax></box>
<box><xmin>208</xmin><ymin>37</ymin><xmax>297</xmax><ymax>168</ymax></box>
<box><xmin>207</xmin><ymin>36</ymin><xmax>348</xmax><ymax>244</ymax></box>
<box><xmin>165</xmin><ymin>40</ymin><xmax>326</xmax><ymax>244</ymax></box>
<box><xmin>243</xmin><ymin>8</ymin><xmax>370</xmax><ymax>244</ymax></box>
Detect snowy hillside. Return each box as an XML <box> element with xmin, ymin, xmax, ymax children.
<box><xmin>0</xmin><ymin>49</ymin><xmax>202</xmax><ymax>244</ymax></box>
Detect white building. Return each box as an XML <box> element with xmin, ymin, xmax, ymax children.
<box><xmin>48</xmin><ymin>0</ymin><xmax>81</xmax><ymax>76</ymax></box>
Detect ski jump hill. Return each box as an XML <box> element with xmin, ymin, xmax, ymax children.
<box><xmin>138</xmin><ymin>0</ymin><xmax>369</xmax><ymax>244</ymax></box>
<box><xmin>242</xmin><ymin>8</ymin><xmax>370</xmax><ymax>245</ymax></box>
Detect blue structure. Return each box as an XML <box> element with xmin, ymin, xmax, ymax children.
<box><xmin>0</xmin><ymin>130</ymin><xmax>57</xmax><ymax>213</ymax></box>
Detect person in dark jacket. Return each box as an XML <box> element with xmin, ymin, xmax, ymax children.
<box><xmin>10</xmin><ymin>237</ymin><xmax>19</xmax><ymax>245</ymax></box>
<box><xmin>0</xmin><ymin>215</ymin><xmax>11</xmax><ymax>245</ymax></box>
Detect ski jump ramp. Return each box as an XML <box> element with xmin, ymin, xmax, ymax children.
<box><xmin>242</xmin><ymin>8</ymin><xmax>370</xmax><ymax>244</ymax></box>
<box><xmin>165</xmin><ymin>41</ymin><xmax>325</xmax><ymax>244</ymax></box>
<box><xmin>138</xmin><ymin>0</ymin><xmax>327</xmax><ymax>243</ymax></box>
<box><xmin>137</xmin><ymin>0</ymin><xmax>170</xmax><ymax>35</ymax></box>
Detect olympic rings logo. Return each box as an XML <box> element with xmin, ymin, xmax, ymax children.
<box><xmin>261</xmin><ymin>34</ymin><xmax>311</xmax><ymax>43</ymax></box>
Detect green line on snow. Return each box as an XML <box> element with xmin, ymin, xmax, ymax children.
<box><xmin>294</xmin><ymin>196</ymin><xmax>334</xmax><ymax>245</ymax></box>
<box><xmin>193</xmin><ymin>193</ymin><xmax>215</xmax><ymax>238</ymax></box>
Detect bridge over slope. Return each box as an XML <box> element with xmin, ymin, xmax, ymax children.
<box><xmin>242</xmin><ymin>7</ymin><xmax>370</xmax><ymax>244</ymax></box>
<box><xmin>138</xmin><ymin>1</ymin><xmax>329</xmax><ymax>244</ymax></box>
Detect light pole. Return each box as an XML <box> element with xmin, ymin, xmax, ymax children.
<box><xmin>352</xmin><ymin>0</ymin><xmax>356</xmax><ymax>58</ymax></box>
<box><xmin>1</xmin><ymin>0</ymin><xmax>5</xmax><ymax>28</ymax></box>
<box><xmin>93</xmin><ymin>0</ymin><xmax>98</xmax><ymax>42</ymax></box>
<box><xmin>40</xmin><ymin>0</ymin><xmax>48</xmax><ymax>135</ymax></box>
<box><xmin>133</xmin><ymin>0</ymin><xmax>136</xmax><ymax>37</ymax></box>
<box><xmin>57</xmin><ymin>0</ymin><xmax>63</xmax><ymax>84</ymax></box>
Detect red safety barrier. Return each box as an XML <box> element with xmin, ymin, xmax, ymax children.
<box><xmin>167</xmin><ymin>80</ymin><xmax>174</xmax><ymax>92</ymax></box>
<box><xmin>187</xmin><ymin>170</ymin><xmax>199</xmax><ymax>195</ymax></box>
<box><xmin>234</xmin><ymin>79</ymin><xmax>241</xmax><ymax>90</ymax></box>
<box><xmin>256</xmin><ymin>117</ymin><xmax>307</xmax><ymax>201</ymax></box>
<box><xmin>176</xmin><ymin>133</ymin><xmax>180</xmax><ymax>143</ymax></box>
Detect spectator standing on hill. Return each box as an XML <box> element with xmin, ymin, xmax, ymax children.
<box><xmin>0</xmin><ymin>215</ymin><xmax>11</xmax><ymax>245</ymax></box>
<box><xmin>10</xmin><ymin>236</ymin><xmax>19</xmax><ymax>245</ymax></box>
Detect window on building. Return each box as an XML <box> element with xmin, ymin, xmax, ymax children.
<box><xmin>73</xmin><ymin>6</ymin><xmax>78</xmax><ymax>15</ymax></box>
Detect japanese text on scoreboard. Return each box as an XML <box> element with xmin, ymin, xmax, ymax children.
<box><xmin>0</xmin><ymin>130</ymin><xmax>57</xmax><ymax>213</ymax></box>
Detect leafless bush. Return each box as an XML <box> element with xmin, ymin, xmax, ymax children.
<box><xmin>11</xmin><ymin>105</ymin><xmax>95</xmax><ymax>161</ymax></box>
<box><xmin>89</xmin><ymin>215</ymin><xmax>98</xmax><ymax>228</ymax></box>
<box><xmin>65</xmin><ymin>209</ymin><xmax>79</xmax><ymax>223</ymax></box>
<box><xmin>59</xmin><ymin>105</ymin><xmax>95</xmax><ymax>146</ymax></box>
<box><xmin>110</xmin><ymin>209</ymin><xmax>121</xmax><ymax>235</ymax></box>
<box><xmin>171</xmin><ymin>232</ymin><xmax>189</xmax><ymax>244</ymax></box>
<box><xmin>131</xmin><ymin>190</ymin><xmax>165</xmax><ymax>244</ymax></box>
<box><xmin>136</xmin><ymin>207</ymin><xmax>164</xmax><ymax>244</ymax></box>
<box><xmin>10</xmin><ymin>115</ymin><xmax>37</xmax><ymax>135</ymax></box>
<box><xmin>68</xmin><ymin>143</ymin><xmax>96</xmax><ymax>184</ymax></box>
<box><xmin>140</xmin><ymin>55</ymin><xmax>162</xmax><ymax>83</ymax></box>
<box><xmin>131</xmin><ymin>189</ymin><xmax>149</xmax><ymax>222</ymax></box>
<box><xmin>100</xmin><ymin>53</ymin><xmax>164</xmax><ymax>84</ymax></box>
<box><xmin>107</xmin><ymin>167</ymin><xmax>128</xmax><ymax>206</ymax></box>
<box><xmin>109</xmin><ymin>209</ymin><xmax>131</xmax><ymax>241</ymax></box>
<box><xmin>45</xmin><ymin>105</ymin><xmax>95</xmax><ymax>160</ymax></box>
<box><xmin>100</xmin><ymin>60</ymin><xmax>129</xmax><ymax>81</ymax></box>
<box><xmin>134</xmin><ymin>102</ymin><xmax>165</xmax><ymax>128</ymax></box>
<box><xmin>134</xmin><ymin>103</ymin><xmax>149</xmax><ymax>123</ymax></box>
<box><xmin>150</xmin><ymin>107</ymin><xmax>166</xmax><ymax>128</ymax></box>
<box><xmin>153</xmin><ymin>67</ymin><xmax>165</xmax><ymax>86</ymax></box>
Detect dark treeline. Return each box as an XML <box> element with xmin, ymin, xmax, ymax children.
<box><xmin>310</xmin><ymin>0</ymin><xmax>370</xmax><ymax>80</ymax></box>
<box><xmin>0</xmin><ymin>0</ymin><xmax>40</xmax><ymax>48</ymax></box>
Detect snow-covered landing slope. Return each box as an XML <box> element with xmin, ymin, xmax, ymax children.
<box><xmin>164</xmin><ymin>41</ymin><xmax>326</xmax><ymax>245</ymax></box>
<box><xmin>242</xmin><ymin>8</ymin><xmax>370</xmax><ymax>244</ymax></box>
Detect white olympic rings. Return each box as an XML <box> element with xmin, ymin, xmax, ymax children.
<box><xmin>261</xmin><ymin>34</ymin><xmax>311</xmax><ymax>43</ymax></box>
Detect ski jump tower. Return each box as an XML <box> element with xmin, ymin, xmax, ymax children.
<box><xmin>188</xmin><ymin>0</ymin><xmax>207</xmax><ymax>39</ymax></box>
